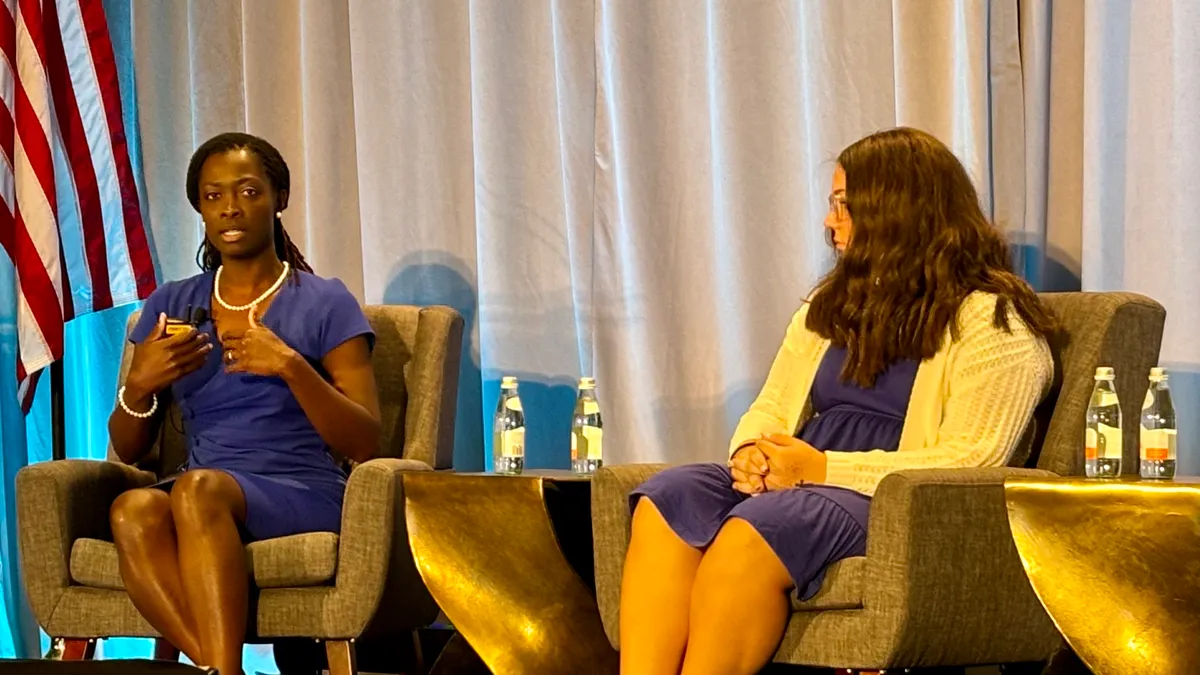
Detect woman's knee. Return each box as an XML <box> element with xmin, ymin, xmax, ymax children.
<box><xmin>630</xmin><ymin>498</ymin><xmax>691</xmax><ymax>547</ymax></box>
<box><xmin>110</xmin><ymin>489</ymin><xmax>172</xmax><ymax>544</ymax></box>
<box><xmin>631</xmin><ymin>497</ymin><xmax>667</xmax><ymax>532</ymax></box>
<box><xmin>696</xmin><ymin>518</ymin><xmax>790</xmax><ymax>590</ymax></box>
<box><xmin>171</xmin><ymin>470</ymin><xmax>244</xmax><ymax>522</ymax></box>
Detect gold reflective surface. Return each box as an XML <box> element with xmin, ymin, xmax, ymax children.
<box><xmin>404</xmin><ymin>472</ymin><xmax>618</xmax><ymax>675</ymax></box>
<box><xmin>1005</xmin><ymin>476</ymin><xmax>1200</xmax><ymax>675</ymax></box>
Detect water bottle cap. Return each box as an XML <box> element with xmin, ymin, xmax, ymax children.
<box><xmin>501</xmin><ymin>376</ymin><xmax>519</xmax><ymax>389</ymax></box>
<box><xmin>1095</xmin><ymin>367</ymin><xmax>1115</xmax><ymax>380</ymax></box>
<box><xmin>1150</xmin><ymin>367</ymin><xmax>1168</xmax><ymax>381</ymax></box>
<box><xmin>579</xmin><ymin>377</ymin><xmax>596</xmax><ymax>389</ymax></box>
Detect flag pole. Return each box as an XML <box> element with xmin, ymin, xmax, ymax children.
<box><xmin>51</xmin><ymin>360</ymin><xmax>65</xmax><ymax>461</ymax></box>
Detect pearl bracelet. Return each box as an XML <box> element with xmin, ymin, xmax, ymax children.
<box><xmin>117</xmin><ymin>386</ymin><xmax>158</xmax><ymax>418</ymax></box>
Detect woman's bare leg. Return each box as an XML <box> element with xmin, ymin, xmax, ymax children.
<box><xmin>619</xmin><ymin>498</ymin><xmax>704</xmax><ymax>675</ymax></box>
<box><xmin>680</xmin><ymin>518</ymin><xmax>792</xmax><ymax>675</ymax></box>
<box><xmin>171</xmin><ymin>470</ymin><xmax>249</xmax><ymax>675</ymax></box>
<box><xmin>110</xmin><ymin>488</ymin><xmax>203</xmax><ymax>662</ymax></box>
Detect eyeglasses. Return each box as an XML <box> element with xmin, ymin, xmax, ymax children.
<box><xmin>828</xmin><ymin>191</ymin><xmax>848</xmax><ymax>221</ymax></box>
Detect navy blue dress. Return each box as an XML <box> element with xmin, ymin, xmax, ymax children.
<box><xmin>631</xmin><ymin>346</ymin><xmax>918</xmax><ymax>599</ymax></box>
<box><xmin>129</xmin><ymin>270</ymin><xmax>375</xmax><ymax>542</ymax></box>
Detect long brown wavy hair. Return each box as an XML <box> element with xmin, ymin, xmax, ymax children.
<box><xmin>806</xmin><ymin>127</ymin><xmax>1056</xmax><ymax>387</ymax></box>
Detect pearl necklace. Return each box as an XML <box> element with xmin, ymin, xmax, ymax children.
<box><xmin>214</xmin><ymin>261</ymin><xmax>290</xmax><ymax>311</ymax></box>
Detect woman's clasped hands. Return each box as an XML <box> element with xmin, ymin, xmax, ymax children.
<box><xmin>730</xmin><ymin>434</ymin><xmax>828</xmax><ymax>495</ymax></box>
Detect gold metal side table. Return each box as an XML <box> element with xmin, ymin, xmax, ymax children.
<box><xmin>1004</xmin><ymin>475</ymin><xmax>1200</xmax><ymax>675</ymax></box>
<box><xmin>404</xmin><ymin>470</ymin><xmax>618</xmax><ymax>675</ymax></box>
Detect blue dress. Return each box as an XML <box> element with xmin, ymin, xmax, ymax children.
<box><xmin>129</xmin><ymin>270</ymin><xmax>374</xmax><ymax>542</ymax></box>
<box><xmin>631</xmin><ymin>346</ymin><xmax>918</xmax><ymax>599</ymax></box>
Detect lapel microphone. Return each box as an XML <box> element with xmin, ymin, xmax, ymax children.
<box><xmin>163</xmin><ymin>305</ymin><xmax>211</xmax><ymax>337</ymax></box>
<box><xmin>190</xmin><ymin>307</ymin><xmax>210</xmax><ymax>327</ymax></box>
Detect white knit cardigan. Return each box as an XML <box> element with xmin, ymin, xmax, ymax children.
<box><xmin>728</xmin><ymin>292</ymin><xmax>1053</xmax><ymax>496</ymax></box>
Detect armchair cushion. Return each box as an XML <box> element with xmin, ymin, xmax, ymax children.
<box><xmin>15</xmin><ymin>460</ymin><xmax>156</xmax><ymax>630</ymax></box>
<box><xmin>68</xmin><ymin>539</ymin><xmax>121</xmax><ymax>590</ymax></box>
<box><xmin>247</xmin><ymin>532</ymin><xmax>339</xmax><ymax>588</ymax></box>
<box><xmin>69</xmin><ymin>533</ymin><xmax>341</xmax><ymax>591</ymax></box>
<box><xmin>791</xmin><ymin>556</ymin><xmax>864</xmax><ymax>611</ymax></box>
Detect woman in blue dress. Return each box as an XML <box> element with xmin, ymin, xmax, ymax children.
<box><xmin>107</xmin><ymin>133</ymin><xmax>380</xmax><ymax>675</ymax></box>
<box><xmin>619</xmin><ymin>128</ymin><xmax>1057</xmax><ymax>674</ymax></box>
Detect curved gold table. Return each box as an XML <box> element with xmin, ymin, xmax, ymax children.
<box><xmin>1005</xmin><ymin>476</ymin><xmax>1200</xmax><ymax>675</ymax></box>
<box><xmin>404</xmin><ymin>471</ymin><xmax>618</xmax><ymax>675</ymax></box>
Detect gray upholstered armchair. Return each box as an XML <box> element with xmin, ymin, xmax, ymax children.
<box><xmin>16</xmin><ymin>305</ymin><xmax>463</xmax><ymax>675</ymax></box>
<box><xmin>592</xmin><ymin>292</ymin><xmax>1165</xmax><ymax>672</ymax></box>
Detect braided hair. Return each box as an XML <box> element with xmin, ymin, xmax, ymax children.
<box><xmin>186</xmin><ymin>132</ymin><xmax>312</xmax><ymax>275</ymax></box>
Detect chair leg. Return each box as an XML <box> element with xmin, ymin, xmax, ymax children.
<box><xmin>412</xmin><ymin>630</ymin><xmax>426</xmax><ymax>675</ymax></box>
<box><xmin>154</xmin><ymin>637</ymin><xmax>180</xmax><ymax>661</ymax></box>
<box><xmin>325</xmin><ymin>639</ymin><xmax>357</xmax><ymax>675</ymax></box>
<box><xmin>48</xmin><ymin>638</ymin><xmax>96</xmax><ymax>660</ymax></box>
<box><xmin>838</xmin><ymin>670</ymin><xmax>967</xmax><ymax>674</ymax></box>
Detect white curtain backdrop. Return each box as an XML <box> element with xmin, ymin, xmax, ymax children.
<box><xmin>131</xmin><ymin>0</ymin><xmax>1038</xmax><ymax>471</ymax></box>
<box><xmin>126</xmin><ymin>0</ymin><xmax>1200</xmax><ymax>475</ymax></box>
<box><xmin>12</xmin><ymin>0</ymin><xmax>1200</xmax><ymax>663</ymax></box>
<box><xmin>1076</xmin><ymin>0</ymin><xmax>1200</xmax><ymax>474</ymax></box>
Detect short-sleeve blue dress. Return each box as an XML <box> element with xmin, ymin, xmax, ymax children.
<box><xmin>128</xmin><ymin>270</ymin><xmax>374</xmax><ymax>542</ymax></box>
<box><xmin>631</xmin><ymin>346</ymin><xmax>918</xmax><ymax>600</ymax></box>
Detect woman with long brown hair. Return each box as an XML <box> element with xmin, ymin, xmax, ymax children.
<box><xmin>619</xmin><ymin>128</ymin><xmax>1056</xmax><ymax>675</ymax></box>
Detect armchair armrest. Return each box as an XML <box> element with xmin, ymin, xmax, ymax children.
<box><xmin>861</xmin><ymin>467</ymin><xmax>1062</xmax><ymax>665</ymax></box>
<box><xmin>402</xmin><ymin>307</ymin><xmax>463</xmax><ymax>469</ymax></box>
<box><xmin>328</xmin><ymin>457</ymin><xmax>439</xmax><ymax>637</ymax></box>
<box><xmin>592</xmin><ymin>463</ymin><xmax>670</xmax><ymax>648</ymax></box>
<box><xmin>15</xmin><ymin>459</ymin><xmax>155</xmax><ymax>628</ymax></box>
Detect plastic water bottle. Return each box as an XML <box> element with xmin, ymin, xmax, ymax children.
<box><xmin>493</xmin><ymin>376</ymin><xmax>525</xmax><ymax>475</ymax></box>
<box><xmin>1140</xmin><ymin>367</ymin><xmax>1177</xmax><ymax>479</ymax></box>
<box><xmin>571</xmin><ymin>377</ymin><xmax>604</xmax><ymax>475</ymax></box>
<box><xmin>1085</xmin><ymin>367</ymin><xmax>1122</xmax><ymax>478</ymax></box>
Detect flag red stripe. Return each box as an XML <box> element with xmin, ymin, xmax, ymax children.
<box><xmin>39</xmin><ymin>0</ymin><xmax>111</xmax><ymax>310</ymax></box>
<box><xmin>78</xmin><ymin>0</ymin><xmax>153</xmax><ymax>300</ymax></box>
<box><xmin>13</xmin><ymin>76</ymin><xmax>58</xmax><ymax>236</ymax></box>
<box><xmin>0</xmin><ymin>4</ymin><xmax>13</xmax><ymax>74</ymax></box>
<box><xmin>15</xmin><ymin>0</ymin><xmax>48</xmax><ymax>65</ymax></box>
<box><xmin>9</xmin><ymin>203</ymin><xmax>63</xmax><ymax>357</ymax></box>
<box><xmin>0</xmin><ymin>89</ymin><xmax>13</xmax><ymax>163</ymax></box>
<box><xmin>0</xmin><ymin>101</ymin><xmax>10</xmax><ymax>260</ymax></box>
<box><xmin>58</xmin><ymin>237</ymin><xmax>74</xmax><ymax>320</ymax></box>
<box><xmin>11</xmin><ymin>73</ymin><xmax>58</xmax><ymax>232</ymax></box>
<box><xmin>0</xmin><ymin>177</ymin><xmax>11</xmax><ymax>255</ymax></box>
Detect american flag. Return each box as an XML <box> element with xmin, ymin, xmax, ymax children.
<box><xmin>0</xmin><ymin>0</ymin><xmax>154</xmax><ymax>412</ymax></box>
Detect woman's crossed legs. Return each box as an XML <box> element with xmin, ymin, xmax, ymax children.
<box><xmin>110</xmin><ymin>469</ymin><xmax>249</xmax><ymax>675</ymax></box>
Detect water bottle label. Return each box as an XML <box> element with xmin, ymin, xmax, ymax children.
<box><xmin>1099</xmin><ymin>423</ymin><xmax>1122</xmax><ymax>459</ymax></box>
<box><xmin>1086</xmin><ymin>426</ymin><xmax>1123</xmax><ymax>460</ymax></box>
<box><xmin>581</xmin><ymin>400</ymin><xmax>601</xmax><ymax>415</ymax></box>
<box><xmin>572</xmin><ymin>426</ymin><xmax>603</xmax><ymax>460</ymax></box>
<box><xmin>505</xmin><ymin>397</ymin><xmax>523</xmax><ymax>412</ymax></box>
<box><xmin>1140</xmin><ymin>428</ymin><xmax>1176</xmax><ymax>461</ymax></box>
<box><xmin>498</xmin><ymin>428</ymin><xmax>525</xmax><ymax>458</ymax></box>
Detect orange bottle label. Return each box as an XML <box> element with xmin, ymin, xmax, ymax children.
<box><xmin>1145</xmin><ymin>447</ymin><xmax>1169</xmax><ymax>461</ymax></box>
